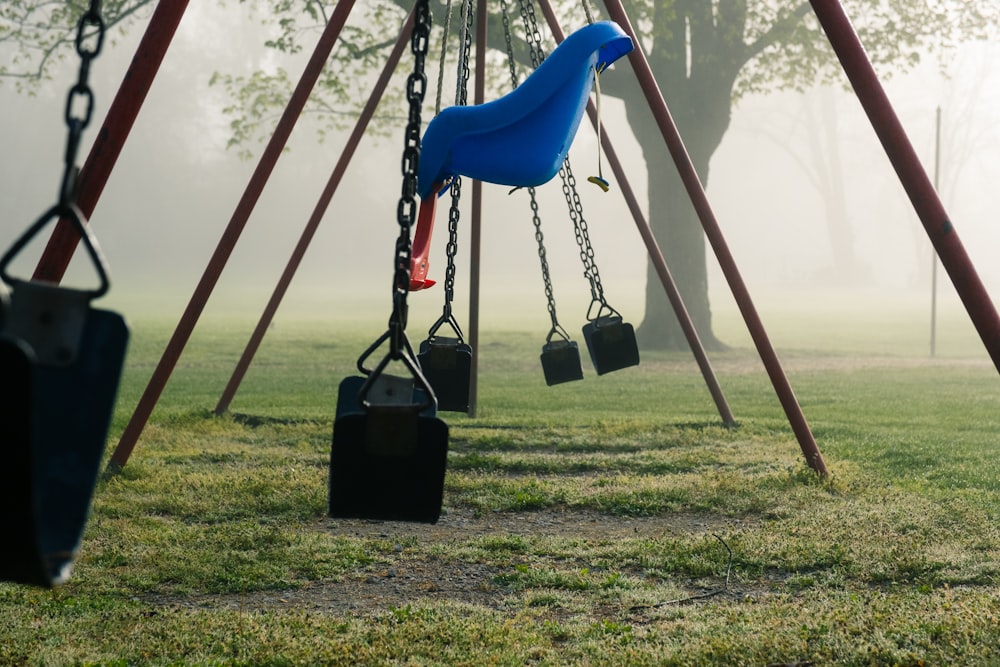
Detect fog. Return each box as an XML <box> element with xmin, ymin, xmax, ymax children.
<box><xmin>2</xmin><ymin>3</ymin><xmax>999</xmax><ymax>355</ymax></box>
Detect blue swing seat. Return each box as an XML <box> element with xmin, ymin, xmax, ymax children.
<box><xmin>416</xmin><ymin>21</ymin><xmax>633</xmax><ymax>199</ymax></box>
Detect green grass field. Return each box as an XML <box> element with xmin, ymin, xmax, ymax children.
<box><xmin>3</xmin><ymin>300</ymin><xmax>999</xmax><ymax>666</ymax></box>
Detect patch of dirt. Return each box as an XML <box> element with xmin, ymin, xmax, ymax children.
<box><xmin>149</xmin><ymin>508</ymin><xmax>747</xmax><ymax>617</ymax></box>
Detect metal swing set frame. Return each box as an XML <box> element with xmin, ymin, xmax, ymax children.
<box><xmin>26</xmin><ymin>0</ymin><xmax>1000</xmax><ymax>485</ymax></box>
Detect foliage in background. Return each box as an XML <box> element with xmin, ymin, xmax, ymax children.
<box><xmin>4</xmin><ymin>0</ymin><xmax>1000</xmax><ymax>348</ymax></box>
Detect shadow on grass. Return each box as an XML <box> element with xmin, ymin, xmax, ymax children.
<box><xmin>230</xmin><ymin>412</ymin><xmax>325</xmax><ymax>428</ymax></box>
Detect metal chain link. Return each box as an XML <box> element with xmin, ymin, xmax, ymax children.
<box><xmin>435</xmin><ymin>0</ymin><xmax>473</xmax><ymax>334</ymax></box>
<box><xmin>60</xmin><ymin>0</ymin><xmax>105</xmax><ymax>206</ymax></box>
<box><xmin>519</xmin><ymin>0</ymin><xmax>610</xmax><ymax>318</ymax></box>
<box><xmin>560</xmin><ymin>159</ymin><xmax>606</xmax><ymax>306</ymax></box>
<box><xmin>529</xmin><ymin>186</ymin><xmax>565</xmax><ymax>335</ymax></box>
<box><xmin>518</xmin><ymin>0</ymin><xmax>546</xmax><ymax>68</ymax></box>
<box><xmin>389</xmin><ymin>0</ymin><xmax>432</xmax><ymax>359</ymax></box>
<box><xmin>501</xmin><ymin>0</ymin><xmax>519</xmax><ymax>87</ymax></box>
<box><xmin>507</xmin><ymin>0</ymin><xmax>569</xmax><ymax>338</ymax></box>
<box><xmin>455</xmin><ymin>0</ymin><xmax>473</xmax><ymax>107</ymax></box>
<box><xmin>434</xmin><ymin>0</ymin><xmax>453</xmax><ymax>115</ymax></box>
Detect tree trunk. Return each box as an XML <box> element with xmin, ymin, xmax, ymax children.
<box><xmin>804</xmin><ymin>88</ymin><xmax>868</xmax><ymax>285</ymax></box>
<box><xmin>622</xmin><ymin>76</ymin><xmax>733</xmax><ymax>351</ymax></box>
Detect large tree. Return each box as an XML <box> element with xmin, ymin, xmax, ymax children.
<box><xmin>4</xmin><ymin>0</ymin><xmax>998</xmax><ymax>348</ymax></box>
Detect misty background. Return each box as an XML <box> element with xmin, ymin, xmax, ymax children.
<box><xmin>2</xmin><ymin>2</ymin><xmax>998</xmax><ymax>358</ymax></box>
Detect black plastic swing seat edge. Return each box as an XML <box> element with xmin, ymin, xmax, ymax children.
<box><xmin>0</xmin><ymin>307</ymin><xmax>129</xmax><ymax>588</ymax></box>
<box><xmin>541</xmin><ymin>339</ymin><xmax>584</xmax><ymax>386</ymax></box>
<box><xmin>330</xmin><ymin>376</ymin><xmax>449</xmax><ymax>524</ymax></box>
<box><xmin>418</xmin><ymin>337</ymin><xmax>473</xmax><ymax>413</ymax></box>
<box><xmin>329</xmin><ymin>413</ymin><xmax>449</xmax><ymax>524</ymax></box>
<box><xmin>582</xmin><ymin>316</ymin><xmax>639</xmax><ymax>376</ymax></box>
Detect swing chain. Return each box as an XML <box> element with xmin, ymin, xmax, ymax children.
<box><xmin>434</xmin><ymin>0</ymin><xmax>453</xmax><ymax>115</ymax></box>
<box><xmin>517</xmin><ymin>0</ymin><xmax>612</xmax><ymax>318</ymax></box>
<box><xmin>529</xmin><ymin>189</ymin><xmax>562</xmax><ymax>332</ymax></box>
<box><xmin>455</xmin><ymin>0</ymin><xmax>473</xmax><ymax>107</ymax></box>
<box><xmin>0</xmin><ymin>0</ymin><xmax>111</xmax><ymax>299</ymax></box>
<box><xmin>504</xmin><ymin>0</ymin><xmax>568</xmax><ymax>338</ymax></box>
<box><xmin>437</xmin><ymin>0</ymin><xmax>473</xmax><ymax>331</ymax></box>
<box><xmin>518</xmin><ymin>0</ymin><xmax>546</xmax><ymax>68</ymax></box>
<box><xmin>560</xmin><ymin>159</ymin><xmax>607</xmax><ymax>309</ymax></box>
<box><xmin>440</xmin><ymin>180</ymin><xmax>462</xmax><ymax>319</ymax></box>
<box><xmin>58</xmin><ymin>0</ymin><xmax>105</xmax><ymax>206</ymax></box>
<box><xmin>389</xmin><ymin>0</ymin><xmax>432</xmax><ymax>358</ymax></box>
<box><xmin>500</xmin><ymin>0</ymin><xmax>519</xmax><ymax>86</ymax></box>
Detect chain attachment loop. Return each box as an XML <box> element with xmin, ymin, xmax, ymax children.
<box><xmin>2</xmin><ymin>0</ymin><xmax>111</xmax><ymax>299</ymax></box>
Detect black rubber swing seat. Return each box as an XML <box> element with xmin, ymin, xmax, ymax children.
<box><xmin>582</xmin><ymin>314</ymin><xmax>639</xmax><ymax>375</ymax></box>
<box><xmin>329</xmin><ymin>375</ymin><xmax>448</xmax><ymax>524</ymax></box>
<box><xmin>0</xmin><ymin>283</ymin><xmax>129</xmax><ymax>587</ymax></box>
<box><xmin>417</xmin><ymin>335</ymin><xmax>473</xmax><ymax>413</ymax></box>
<box><xmin>540</xmin><ymin>338</ymin><xmax>585</xmax><ymax>386</ymax></box>
<box><xmin>1</xmin><ymin>201</ymin><xmax>130</xmax><ymax>588</ymax></box>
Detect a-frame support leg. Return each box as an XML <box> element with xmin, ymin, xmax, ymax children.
<box><xmin>465</xmin><ymin>0</ymin><xmax>489</xmax><ymax>417</ymax></box>
<box><xmin>32</xmin><ymin>0</ymin><xmax>191</xmax><ymax>283</ymax></box>
<box><xmin>809</xmin><ymin>0</ymin><xmax>1000</xmax><ymax>375</ymax></box>
<box><xmin>601</xmin><ymin>0</ymin><xmax>829</xmax><ymax>476</ymax></box>
<box><xmin>107</xmin><ymin>0</ymin><xmax>359</xmax><ymax>470</ymax></box>
<box><xmin>535</xmin><ymin>0</ymin><xmax>736</xmax><ymax>428</ymax></box>
<box><xmin>213</xmin><ymin>7</ymin><xmax>417</xmax><ymax>415</ymax></box>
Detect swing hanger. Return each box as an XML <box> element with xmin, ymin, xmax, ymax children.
<box><xmin>0</xmin><ymin>0</ymin><xmax>112</xmax><ymax>356</ymax></box>
<box><xmin>0</xmin><ymin>0</ymin><xmax>132</xmax><ymax>589</ymax></box>
<box><xmin>1</xmin><ymin>0</ymin><xmax>110</xmax><ymax>299</ymax></box>
<box><xmin>354</xmin><ymin>326</ymin><xmax>437</xmax><ymax>412</ymax></box>
<box><xmin>351</xmin><ymin>0</ymin><xmax>436</xmax><ymax>409</ymax></box>
<box><xmin>0</xmin><ymin>206</ymin><xmax>110</xmax><ymax>301</ymax></box>
<box><xmin>60</xmin><ymin>0</ymin><xmax>106</xmax><ymax>208</ymax></box>
<box><xmin>585</xmin><ymin>297</ymin><xmax>621</xmax><ymax>324</ymax></box>
<box><xmin>506</xmin><ymin>0</ymin><xmax>585</xmax><ymax>387</ymax></box>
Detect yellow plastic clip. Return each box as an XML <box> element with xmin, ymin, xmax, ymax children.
<box><xmin>587</xmin><ymin>175</ymin><xmax>610</xmax><ymax>192</ymax></box>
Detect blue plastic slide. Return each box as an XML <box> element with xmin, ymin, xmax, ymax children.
<box><xmin>416</xmin><ymin>21</ymin><xmax>633</xmax><ymax>198</ymax></box>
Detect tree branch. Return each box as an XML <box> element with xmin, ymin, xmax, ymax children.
<box><xmin>743</xmin><ymin>2</ymin><xmax>812</xmax><ymax>66</ymax></box>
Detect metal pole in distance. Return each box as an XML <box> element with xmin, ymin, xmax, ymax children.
<box><xmin>601</xmin><ymin>0</ymin><xmax>829</xmax><ymax>476</ymax></box>
<box><xmin>108</xmin><ymin>0</ymin><xmax>359</xmax><ymax>470</ymax></box>
<box><xmin>809</xmin><ymin>0</ymin><xmax>1000</xmax><ymax>373</ymax></box>
<box><xmin>466</xmin><ymin>0</ymin><xmax>488</xmax><ymax>417</ymax></box>
<box><xmin>535</xmin><ymin>0</ymin><xmax>735</xmax><ymax>427</ymax></box>
<box><xmin>33</xmin><ymin>0</ymin><xmax>191</xmax><ymax>282</ymax></box>
<box><xmin>930</xmin><ymin>106</ymin><xmax>941</xmax><ymax>357</ymax></box>
<box><xmin>214</xmin><ymin>8</ymin><xmax>416</xmax><ymax>416</ymax></box>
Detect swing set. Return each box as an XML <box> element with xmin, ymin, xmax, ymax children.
<box><xmin>5</xmin><ymin>0</ymin><xmax>1000</xmax><ymax>585</ymax></box>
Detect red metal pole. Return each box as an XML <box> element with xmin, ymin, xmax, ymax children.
<box><xmin>33</xmin><ymin>0</ymin><xmax>190</xmax><ymax>283</ymax></box>
<box><xmin>602</xmin><ymin>0</ymin><xmax>828</xmax><ymax>475</ymax></box>
<box><xmin>107</xmin><ymin>0</ymin><xmax>358</xmax><ymax>470</ymax></box>
<box><xmin>535</xmin><ymin>0</ymin><xmax>735</xmax><ymax>427</ymax></box>
<box><xmin>809</xmin><ymin>0</ymin><xmax>1000</xmax><ymax>374</ymax></box>
<box><xmin>466</xmin><ymin>0</ymin><xmax>487</xmax><ymax>417</ymax></box>
<box><xmin>213</xmin><ymin>8</ymin><xmax>416</xmax><ymax>416</ymax></box>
